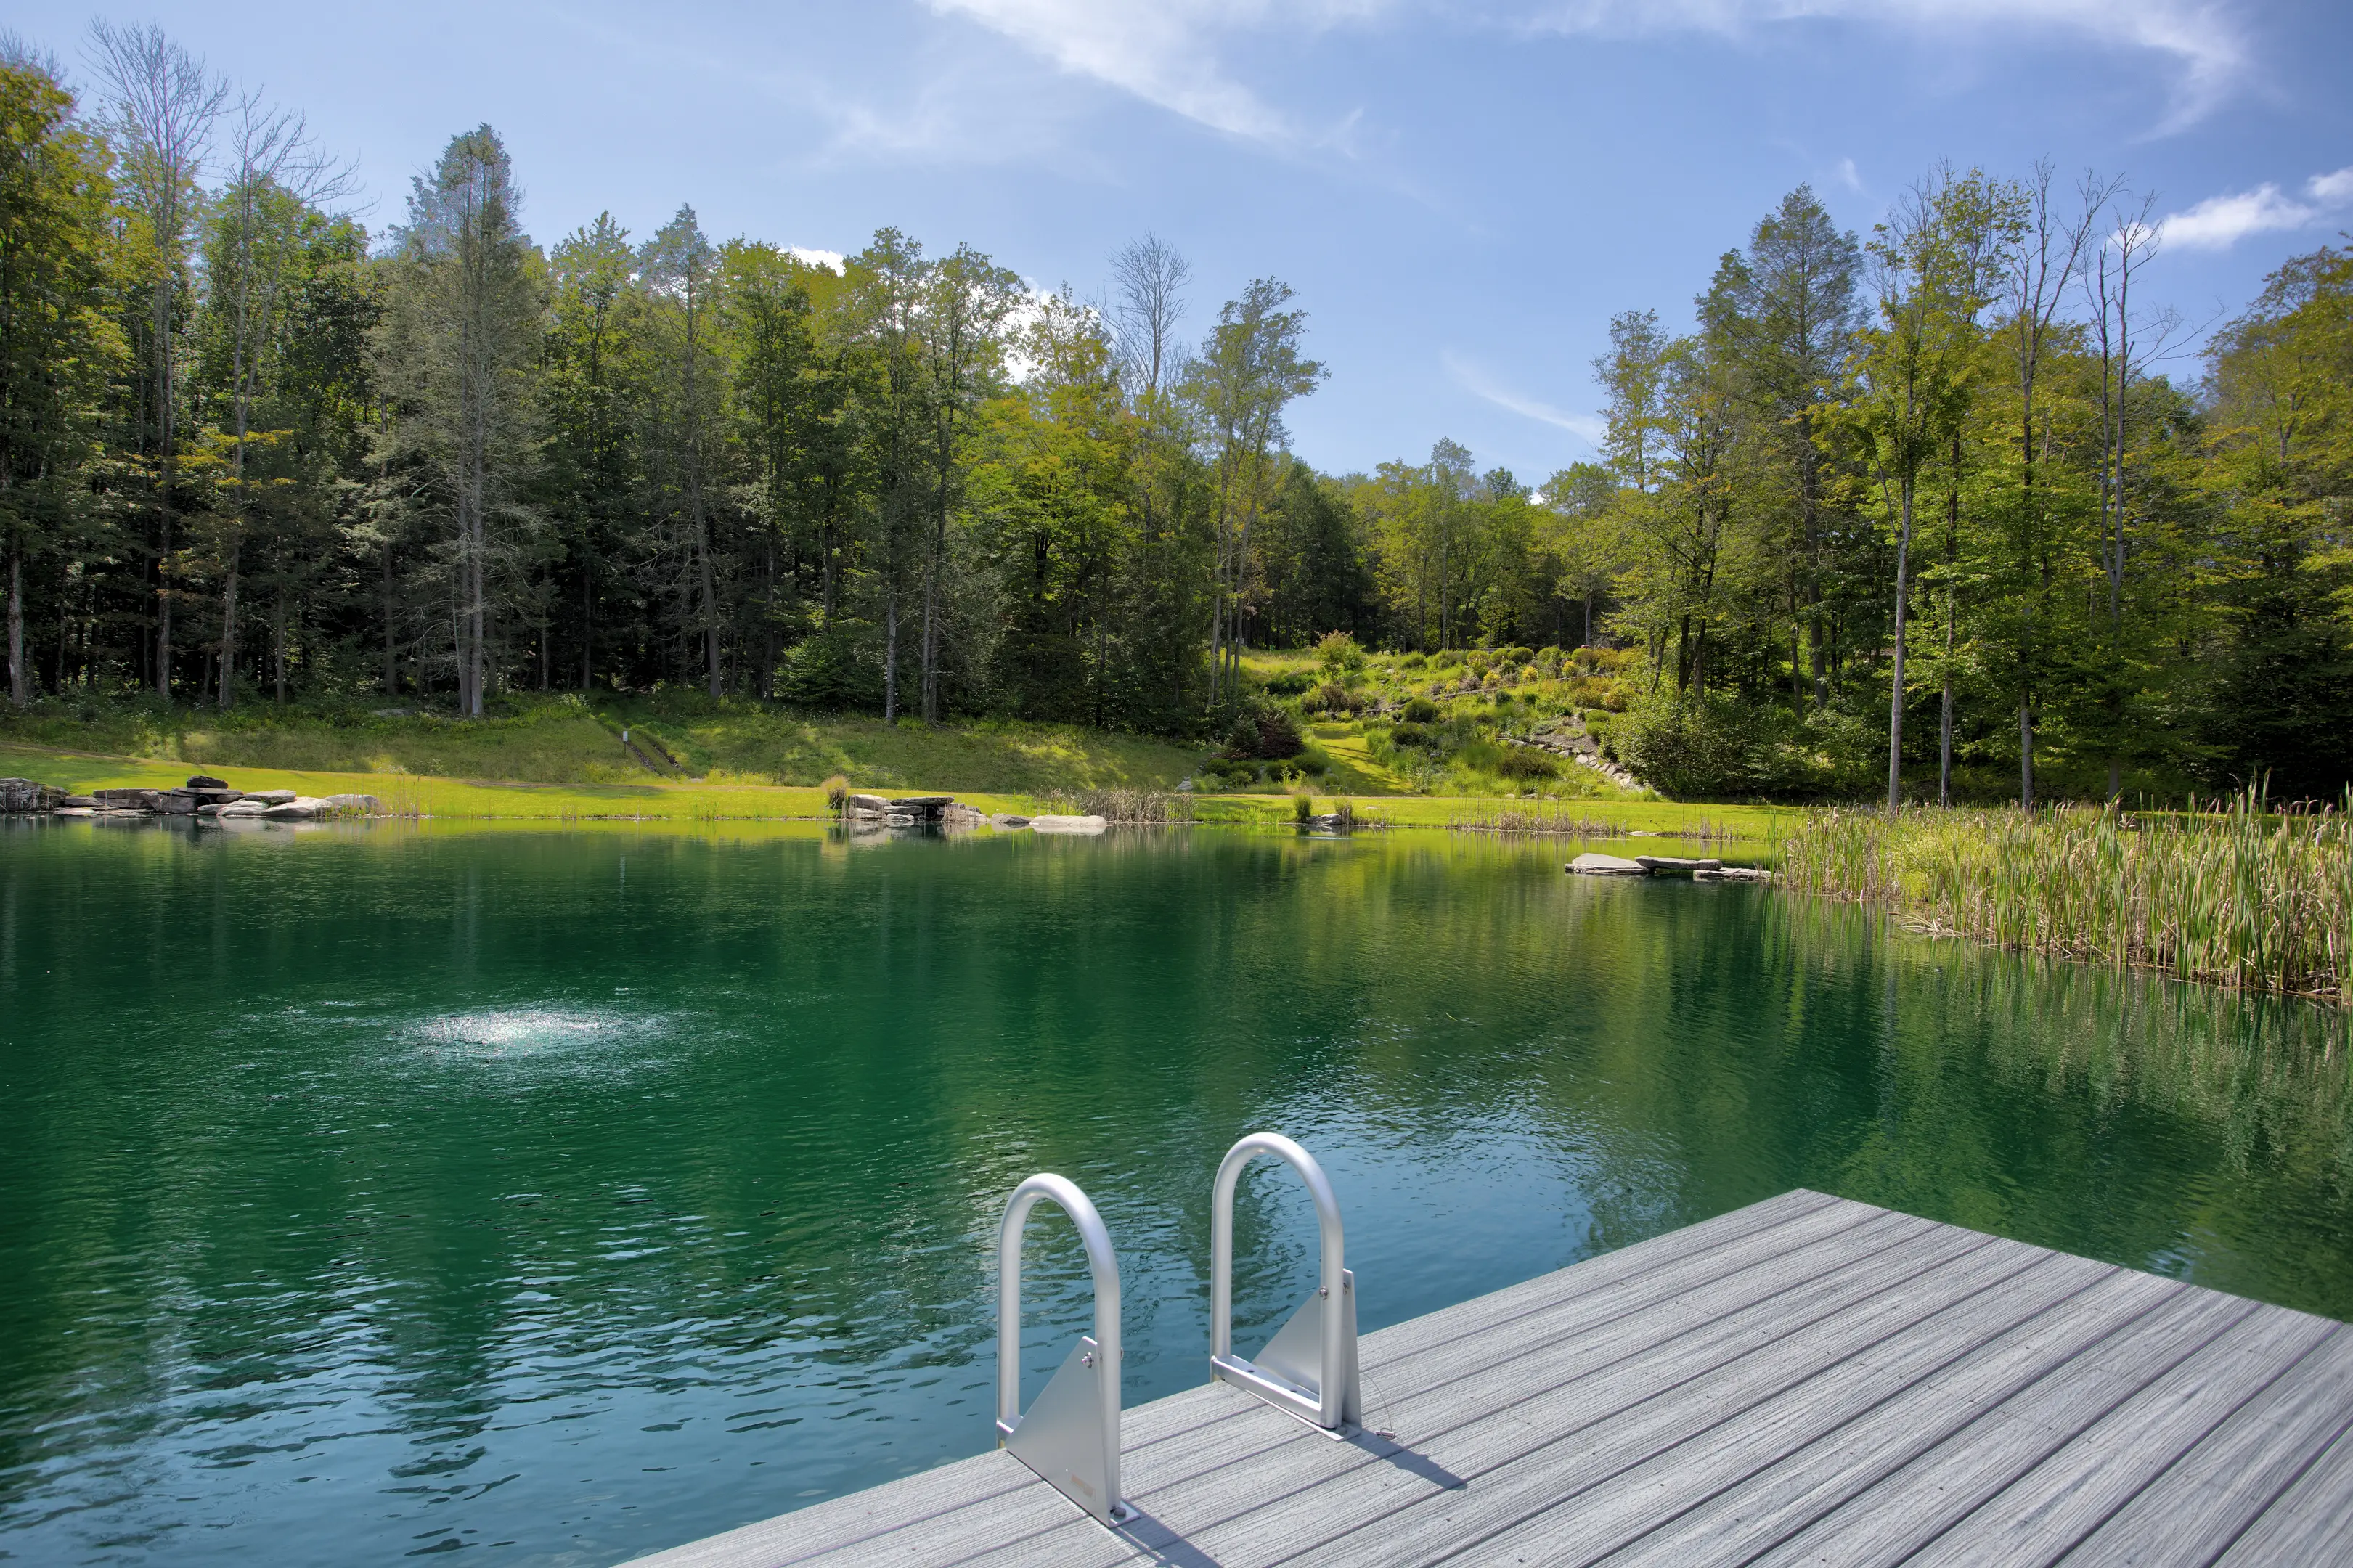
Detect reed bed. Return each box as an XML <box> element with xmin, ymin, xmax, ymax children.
<box><xmin>1779</xmin><ymin>790</ymin><xmax>2353</xmax><ymax>1004</ymax></box>
<box><xmin>1447</xmin><ymin>802</ymin><xmax>1748</xmax><ymax>841</ymax></box>
<box><xmin>1446</xmin><ymin>800</ymin><xmax>1629</xmax><ymax>836</ymax></box>
<box><xmin>1035</xmin><ymin>786</ymin><xmax>1195</xmax><ymax>825</ymax></box>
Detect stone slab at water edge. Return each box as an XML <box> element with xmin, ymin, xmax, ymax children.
<box><xmin>1570</xmin><ymin>852</ymin><xmax>1774</xmax><ymax>883</ymax></box>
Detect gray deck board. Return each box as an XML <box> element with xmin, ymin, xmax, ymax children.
<box><xmin>646</xmin><ymin>1190</ymin><xmax>1848</xmax><ymax>1568</ymax></box>
<box><xmin>2064</xmin><ymin>1327</ymin><xmax>2353</xmax><ymax>1566</ymax></box>
<box><xmin>628</xmin><ymin>1192</ymin><xmax>2353</xmax><ymax>1568</ymax></box>
<box><xmin>937</xmin><ymin>1212</ymin><xmax>1982</xmax><ymax>1568</ymax></box>
<box><xmin>1590</xmin><ymin>1265</ymin><xmax>2183</xmax><ymax>1567</ymax></box>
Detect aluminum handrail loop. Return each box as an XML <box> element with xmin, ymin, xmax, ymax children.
<box><xmin>995</xmin><ymin>1173</ymin><xmax>1123</xmax><ymax>1519</ymax></box>
<box><xmin>1209</xmin><ymin>1132</ymin><xmax>1357</xmax><ymax>1431</ymax></box>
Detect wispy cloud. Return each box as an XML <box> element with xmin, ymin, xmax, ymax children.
<box><xmin>1447</xmin><ymin>353</ymin><xmax>1605</xmax><ymax>445</ymax></box>
<box><xmin>923</xmin><ymin>0</ymin><xmax>2256</xmax><ymax>151</ymax></box>
<box><xmin>2158</xmin><ymin>166</ymin><xmax>2353</xmax><ymax>250</ymax></box>
<box><xmin>788</xmin><ymin>246</ymin><xmax>847</xmax><ymax>273</ymax></box>
<box><xmin>1523</xmin><ymin>1</ymin><xmax>2252</xmax><ymax>131</ymax></box>
<box><xmin>924</xmin><ymin>0</ymin><xmax>1385</xmax><ymax>144</ymax></box>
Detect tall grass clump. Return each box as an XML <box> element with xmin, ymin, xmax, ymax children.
<box><xmin>1780</xmin><ymin>788</ymin><xmax>2353</xmax><ymax>1004</ymax></box>
<box><xmin>1037</xmin><ymin>786</ymin><xmax>1194</xmax><ymax>825</ymax></box>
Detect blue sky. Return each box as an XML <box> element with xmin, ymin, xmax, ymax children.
<box><xmin>12</xmin><ymin>1</ymin><xmax>2352</xmax><ymax>483</ymax></box>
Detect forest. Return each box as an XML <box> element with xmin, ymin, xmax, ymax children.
<box><xmin>1</xmin><ymin>24</ymin><xmax>2348</xmax><ymax>802</ymax></box>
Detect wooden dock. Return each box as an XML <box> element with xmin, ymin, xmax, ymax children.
<box><xmin>635</xmin><ymin>1189</ymin><xmax>2353</xmax><ymax>1567</ymax></box>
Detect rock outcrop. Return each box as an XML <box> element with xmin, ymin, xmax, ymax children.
<box><xmin>1567</xmin><ymin>852</ymin><xmax>1649</xmax><ymax>876</ymax></box>
<box><xmin>0</xmin><ymin>778</ymin><xmax>68</xmax><ymax>813</ymax></box>
<box><xmin>3</xmin><ymin>773</ymin><xmax>386</xmax><ymax>821</ymax></box>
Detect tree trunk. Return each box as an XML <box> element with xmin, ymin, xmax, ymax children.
<box><xmin>920</xmin><ymin>544</ymin><xmax>939</xmax><ymax>723</ymax></box>
<box><xmin>883</xmin><ymin>592</ymin><xmax>899</xmax><ymax>722</ymax></box>
<box><xmin>700</xmin><ymin>523</ymin><xmax>720</xmax><ymax>700</ymax></box>
<box><xmin>6</xmin><ymin>546</ymin><xmax>24</xmax><ymax>708</ymax></box>
<box><xmin>382</xmin><ymin>541</ymin><xmax>397</xmax><ymax>696</ymax></box>
<box><xmin>1887</xmin><ymin>474</ymin><xmax>1913</xmax><ymax>813</ymax></box>
<box><xmin>219</xmin><ymin>544</ymin><xmax>239</xmax><ymax>709</ymax></box>
<box><xmin>580</xmin><ymin>543</ymin><xmax>593</xmax><ymax>691</ymax></box>
<box><xmin>2019</xmin><ymin>696</ymin><xmax>2036</xmax><ymax>812</ymax></box>
<box><xmin>1808</xmin><ymin>579</ymin><xmax>1827</xmax><ymax>711</ymax></box>
<box><xmin>1938</xmin><ymin>674</ymin><xmax>1954</xmax><ymax>807</ymax></box>
<box><xmin>155</xmin><ymin>277</ymin><xmax>176</xmax><ymax>700</ymax></box>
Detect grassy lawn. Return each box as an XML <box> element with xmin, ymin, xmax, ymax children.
<box><xmin>1</xmin><ymin>733</ymin><xmax>1793</xmax><ymax>838</ymax></box>
<box><xmin>0</xmin><ymin>698</ymin><xmax>1206</xmax><ymax>796</ymax></box>
<box><xmin>1</xmin><ymin>681</ymin><xmax>1795</xmax><ymax>838</ymax></box>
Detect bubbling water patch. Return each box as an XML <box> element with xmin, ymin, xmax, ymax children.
<box><xmin>407</xmin><ymin>1004</ymin><xmax>674</xmax><ymax>1067</ymax></box>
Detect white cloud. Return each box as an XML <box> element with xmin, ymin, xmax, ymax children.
<box><xmin>1446</xmin><ymin>353</ymin><xmax>1605</xmax><ymax>445</ymax></box>
<box><xmin>924</xmin><ymin>0</ymin><xmax>2257</xmax><ymax>149</ymax></box>
<box><xmin>788</xmin><ymin>247</ymin><xmax>847</xmax><ymax>273</ymax></box>
<box><xmin>2158</xmin><ymin>166</ymin><xmax>2353</xmax><ymax>250</ymax></box>
<box><xmin>924</xmin><ymin>0</ymin><xmax>1385</xmax><ymax>144</ymax></box>
<box><xmin>1834</xmin><ymin>155</ymin><xmax>1862</xmax><ymax>193</ymax></box>
<box><xmin>1524</xmin><ymin>0</ymin><xmax>2251</xmax><ymax>131</ymax></box>
<box><xmin>2309</xmin><ymin>166</ymin><xmax>2353</xmax><ymax>205</ymax></box>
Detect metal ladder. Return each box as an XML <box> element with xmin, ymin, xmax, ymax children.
<box><xmin>1210</xmin><ymin>1132</ymin><xmax>1361</xmax><ymax>1434</ymax></box>
<box><xmin>995</xmin><ymin>1174</ymin><xmax>1128</xmax><ymax>1524</ymax></box>
<box><xmin>994</xmin><ymin>1133</ymin><xmax>1358</xmax><ymax>1528</ymax></box>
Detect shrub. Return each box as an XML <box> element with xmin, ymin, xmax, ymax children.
<box><xmin>1398</xmin><ymin>650</ymin><xmax>1427</xmax><ymax>670</ymax></box>
<box><xmin>1390</xmin><ymin>722</ymin><xmax>1434</xmax><ymax>749</ymax></box>
<box><xmin>1263</xmin><ymin>669</ymin><xmax>1316</xmax><ymax>697</ymax></box>
<box><xmin>1496</xmin><ymin>747</ymin><xmax>1559</xmax><ymax>780</ymax></box>
<box><xmin>823</xmin><ymin>774</ymin><xmax>849</xmax><ymax>812</ymax></box>
<box><xmin>1402</xmin><ymin>696</ymin><xmax>1440</xmax><ymax>724</ymax></box>
<box><xmin>1316</xmin><ymin>630</ymin><xmax>1366</xmax><ymax>674</ymax></box>
<box><xmin>1310</xmin><ymin>680</ymin><xmax>1358</xmax><ymax>715</ymax></box>
<box><xmin>1200</xmin><ymin>756</ymin><xmax>1260</xmax><ymax>789</ymax></box>
<box><xmin>1294</xmin><ymin>792</ymin><xmax>1316</xmax><ymax>822</ymax></box>
<box><xmin>1225</xmin><ymin>703</ymin><xmax>1303</xmax><ymax>759</ymax></box>
<box><xmin>1614</xmin><ymin>692</ymin><xmax>1771</xmax><ymax>799</ymax></box>
<box><xmin>1432</xmin><ymin>649</ymin><xmax>1462</xmax><ymax>670</ymax></box>
<box><xmin>779</xmin><ymin>624</ymin><xmax>881</xmax><ymax>709</ymax></box>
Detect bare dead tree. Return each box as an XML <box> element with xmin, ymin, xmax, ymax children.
<box><xmin>86</xmin><ymin>20</ymin><xmax>226</xmax><ymax>699</ymax></box>
<box><xmin>1999</xmin><ymin>160</ymin><xmax>2110</xmax><ymax>811</ymax></box>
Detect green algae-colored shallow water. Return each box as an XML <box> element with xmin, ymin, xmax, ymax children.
<box><xmin>2</xmin><ymin>820</ymin><xmax>2348</xmax><ymax>1565</ymax></box>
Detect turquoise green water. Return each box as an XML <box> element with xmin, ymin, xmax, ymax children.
<box><xmin>1</xmin><ymin>821</ymin><xmax>2348</xmax><ymax>1565</ymax></box>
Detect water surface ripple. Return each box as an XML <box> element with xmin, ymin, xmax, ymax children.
<box><xmin>1</xmin><ymin>822</ymin><xmax>2346</xmax><ymax>1564</ymax></box>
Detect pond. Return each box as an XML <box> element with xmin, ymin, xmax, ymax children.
<box><xmin>1</xmin><ymin>820</ymin><xmax>2347</xmax><ymax>1566</ymax></box>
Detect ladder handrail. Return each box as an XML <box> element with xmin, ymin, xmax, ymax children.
<box><xmin>996</xmin><ymin>1173</ymin><xmax>1122</xmax><ymax>1509</ymax></box>
<box><xmin>1210</xmin><ymin>1132</ymin><xmax>1353</xmax><ymax>1429</ymax></box>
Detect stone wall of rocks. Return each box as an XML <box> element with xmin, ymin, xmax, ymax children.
<box><xmin>836</xmin><ymin>793</ymin><xmax>1104</xmax><ymax>836</ymax></box>
<box><xmin>3</xmin><ymin>774</ymin><xmax>388</xmax><ymax>822</ymax></box>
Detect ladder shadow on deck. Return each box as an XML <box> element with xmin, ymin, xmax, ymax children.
<box><xmin>1337</xmin><ymin>1427</ymin><xmax>1467</xmax><ymax>1492</ymax></box>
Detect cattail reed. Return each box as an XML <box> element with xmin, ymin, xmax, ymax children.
<box><xmin>1779</xmin><ymin>788</ymin><xmax>2353</xmax><ymax>1005</ymax></box>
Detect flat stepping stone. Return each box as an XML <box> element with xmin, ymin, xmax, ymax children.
<box><xmin>1568</xmin><ymin>852</ymin><xmax>1648</xmax><ymax>876</ymax></box>
<box><xmin>1636</xmin><ymin>854</ymin><xmax>1722</xmax><ymax>873</ymax></box>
